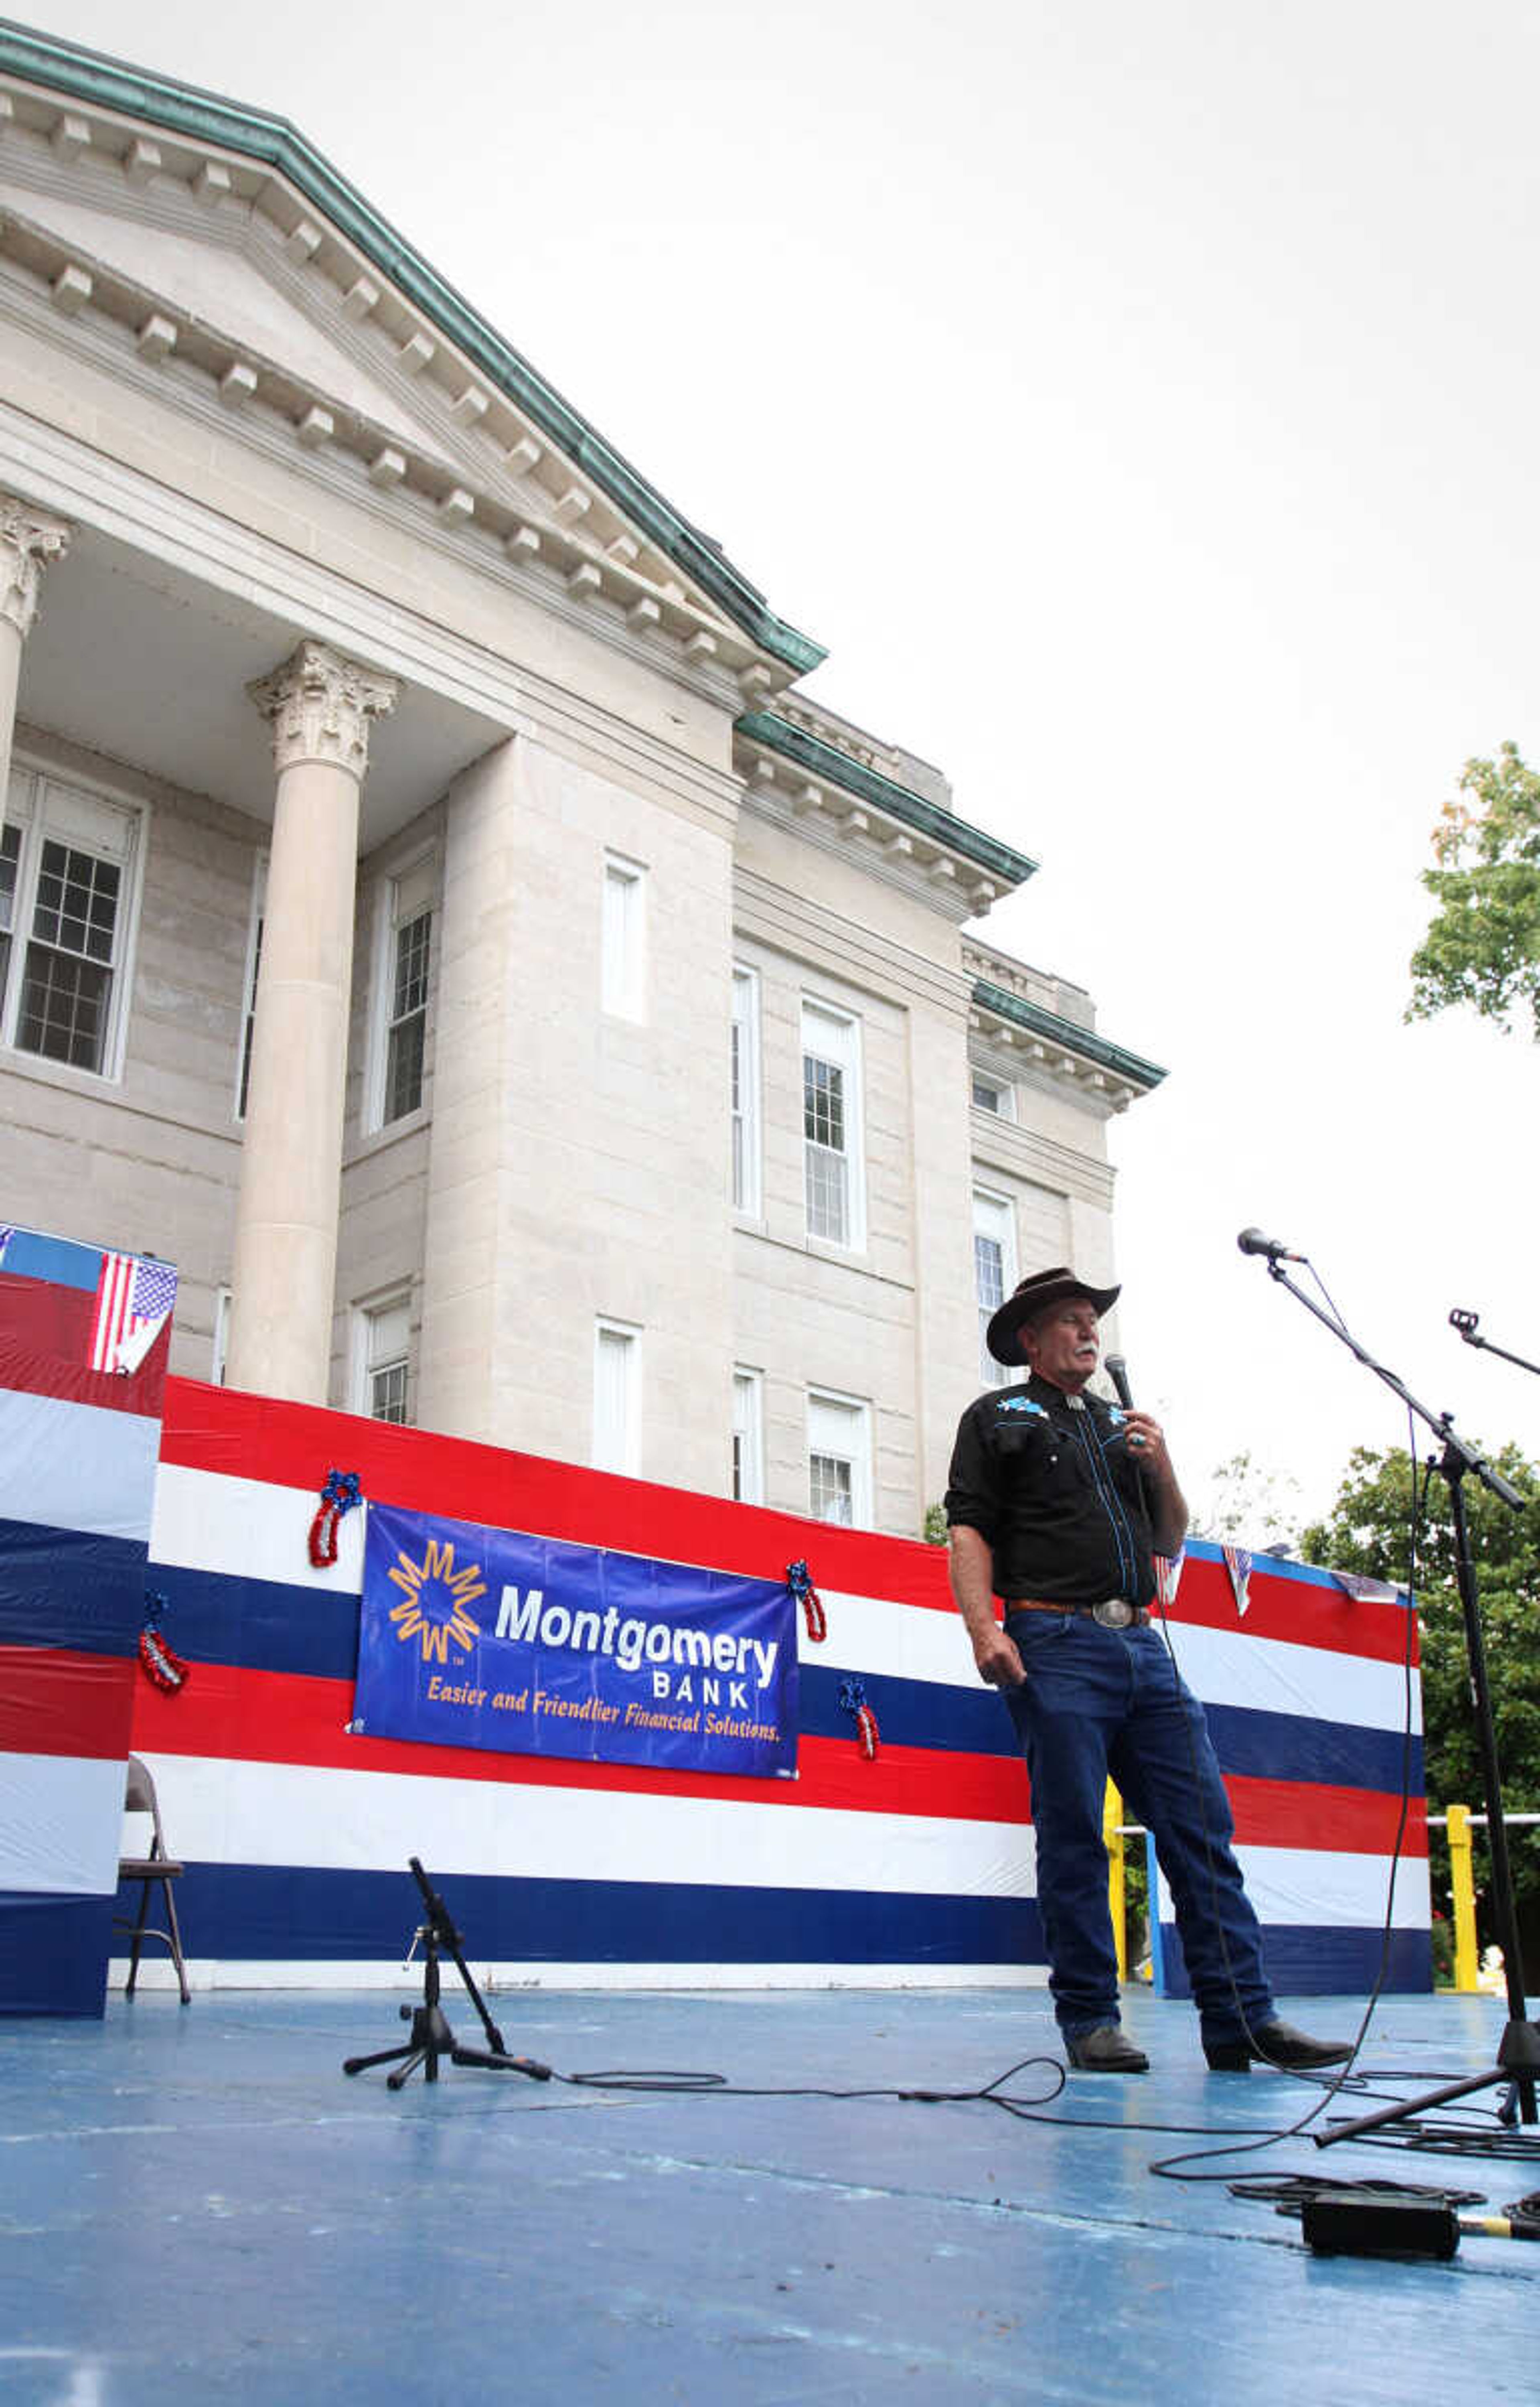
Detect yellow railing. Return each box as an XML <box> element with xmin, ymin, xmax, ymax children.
<box><xmin>1443</xmin><ymin>1804</ymin><xmax>1480</xmax><ymax>1992</ymax></box>
<box><xmin>1104</xmin><ymin>1780</ymin><xmax>1127</xmax><ymax>1981</ymax></box>
<box><xmin>1427</xmin><ymin>1806</ymin><xmax>1538</xmax><ymax>1991</ymax></box>
<box><xmin>1107</xmin><ymin>1790</ymin><xmax>1536</xmax><ymax>1995</ymax></box>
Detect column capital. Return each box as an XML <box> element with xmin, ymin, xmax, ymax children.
<box><xmin>0</xmin><ymin>495</ymin><xmax>72</xmax><ymax>639</ymax></box>
<box><xmin>247</xmin><ymin>638</ymin><xmax>398</xmax><ymax>780</ymax></box>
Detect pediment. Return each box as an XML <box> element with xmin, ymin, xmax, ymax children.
<box><xmin>0</xmin><ymin>45</ymin><xmax>820</xmax><ymax>689</ymax></box>
<box><xmin>0</xmin><ymin>173</ymin><xmax>464</xmax><ymax>473</ymax></box>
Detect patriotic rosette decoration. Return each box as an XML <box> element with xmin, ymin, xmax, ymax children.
<box><xmin>838</xmin><ymin>1675</ymin><xmax>879</xmax><ymax>1762</ymax></box>
<box><xmin>308</xmin><ymin>1468</ymin><xmax>363</xmax><ymax>1568</ymax></box>
<box><xmin>785</xmin><ymin>1559</ymin><xmax>826</xmax><ymax>1643</ymax></box>
<box><xmin>138</xmin><ymin>1591</ymin><xmax>189</xmax><ymax>1693</ymax></box>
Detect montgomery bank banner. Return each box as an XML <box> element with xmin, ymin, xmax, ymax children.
<box><xmin>355</xmin><ymin>1502</ymin><xmax>799</xmax><ymax>1778</ymax></box>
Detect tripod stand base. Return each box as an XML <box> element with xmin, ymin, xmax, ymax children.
<box><xmin>342</xmin><ymin>1862</ymin><xmax>557</xmax><ymax>2092</ymax></box>
<box><xmin>1316</xmin><ymin>2016</ymin><xmax>1540</xmax><ymax>2148</ymax></box>
<box><xmin>344</xmin><ymin>1998</ymin><xmax>460</xmax><ymax>2087</ymax></box>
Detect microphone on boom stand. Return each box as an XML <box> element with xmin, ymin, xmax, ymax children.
<box><xmin>1236</xmin><ymin>1227</ymin><xmax>1307</xmax><ymax>1264</ymax></box>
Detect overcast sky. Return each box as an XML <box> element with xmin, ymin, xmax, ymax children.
<box><xmin>15</xmin><ymin>0</ymin><xmax>1540</xmax><ymax>1533</ymax></box>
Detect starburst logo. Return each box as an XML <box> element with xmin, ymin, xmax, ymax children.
<box><xmin>387</xmin><ymin>1538</ymin><xmax>487</xmax><ymax>1664</ymax></box>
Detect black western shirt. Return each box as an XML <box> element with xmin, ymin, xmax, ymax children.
<box><xmin>944</xmin><ymin>1373</ymin><xmax>1157</xmax><ymax>1612</ymax></box>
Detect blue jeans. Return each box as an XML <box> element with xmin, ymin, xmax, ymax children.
<box><xmin>1002</xmin><ymin>1611</ymin><xmax>1277</xmax><ymax>2043</ymax></box>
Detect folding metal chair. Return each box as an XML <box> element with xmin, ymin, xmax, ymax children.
<box><xmin>116</xmin><ymin>1755</ymin><xmax>190</xmax><ymax>2003</ymax></box>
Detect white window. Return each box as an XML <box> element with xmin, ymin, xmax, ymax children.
<box><xmin>594</xmin><ymin>1317</ymin><xmax>641</xmax><ymax>1474</ymax></box>
<box><xmin>807</xmin><ymin>1390</ymin><xmax>872</xmax><ymax>1528</ymax></box>
<box><xmin>973</xmin><ymin>1187</ymin><xmax>1018</xmax><ymax>1387</ymax></box>
<box><xmin>972</xmin><ymin>1074</ymin><xmax>1013</xmax><ymax>1119</ymax></box>
<box><xmin>213</xmin><ymin>1285</ymin><xmax>232</xmax><ymax>1384</ymax></box>
<box><xmin>368</xmin><ymin>857</ymin><xmax>434</xmax><ymax>1130</ymax></box>
<box><xmin>731</xmin><ymin>965</ymin><xmax>761</xmax><ymax>1215</ymax></box>
<box><xmin>235</xmin><ymin>855</ymin><xmax>267</xmax><ymax>1120</ymax></box>
<box><xmin>601</xmin><ymin>852</ymin><xmax>646</xmax><ymax>1022</ymax></box>
<box><xmin>355</xmin><ymin>1297</ymin><xmax>412</xmax><ymax>1424</ymax></box>
<box><xmin>0</xmin><ymin>820</ymin><xmax>19</xmax><ymax>1006</ymax></box>
<box><xmin>0</xmin><ymin>767</ymin><xmax>142</xmax><ymax>1078</ymax></box>
<box><xmin>801</xmin><ymin>999</ymin><xmax>865</xmax><ymax>1249</ymax></box>
<box><xmin>732</xmin><ymin>1367</ymin><xmax>764</xmax><ymax>1504</ymax></box>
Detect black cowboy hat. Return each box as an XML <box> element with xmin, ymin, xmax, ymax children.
<box><xmin>986</xmin><ymin>1264</ymin><xmax>1121</xmax><ymax>1367</ymax></box>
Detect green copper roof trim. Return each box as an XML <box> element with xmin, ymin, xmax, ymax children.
<box><xmin>736</xmin><ymin>710</ymin><xmax>1037</xmax><ymax>887</ymax></box>
<box><xmin>971</xmin><ymin>978</ymin><xmax>1166</xmax><ymax>1090</ymax></box>
<box><xmin>0</xmin><ymin>20</ymin><xmax>825</xmax><ymax>676</ymax></box>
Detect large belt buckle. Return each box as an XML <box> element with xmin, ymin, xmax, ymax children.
<box><xmin>1091</xmin><ymin>1597</ymin><xmax>1135</xmax><ymax>1630</ymax></box>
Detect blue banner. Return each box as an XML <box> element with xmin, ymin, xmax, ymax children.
<box><xmin>355</xmin><ymin>1504</ymin><xmax>798</xmax><ymax>1778</ymax></box>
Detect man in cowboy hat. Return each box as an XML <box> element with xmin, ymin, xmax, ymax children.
<box><xmin>945</xmin><ymin>1266</ymin><xmax>1350</xmax><ymax>2075</ymax></box>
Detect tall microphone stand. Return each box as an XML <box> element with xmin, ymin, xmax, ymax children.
<box><xmin>1249</xmin><ymin>1256</ymin><xmax>1538</xmax><ymax>2145</ymax></box>
<box><xmin>1450</xmin><ymin>1306</ymin><xmax>1540</xmax><ymax>1382</ymax></box>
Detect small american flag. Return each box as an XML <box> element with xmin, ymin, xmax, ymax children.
<box><xmin>1222</xmin><ymin>1544</ymin><xmax>1254</xmax><ymax>1619</ymax></box>
<box><xmin>89</xmin><ymin>1252</ymin><xmax>178</xmax><ymax>1374</ymax></box>
<box><xmin>1153</xmin><ymin>1548</ymin><xmax>1185</xmax><ymax>1609</ymax></box>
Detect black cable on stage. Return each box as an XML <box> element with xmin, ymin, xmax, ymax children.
<box><xmin>1322</xmin><ymin>2118</ymin><xmax>1540</xmax><ymax>2168</ymax></box>
<box><xmin>382</xmin><ymin>2039</ymin><xmax>1540</xmax><ymax>2176</ymax></box>
<box><xmin>1231</xmin><ymin>2172</ymin><xmax>1489</xmax><ymax>2220</ymax></box>
<box><xmin>521</xmin><ymin>2053</ymin><xmax>1298</xmax><ymax>2143</ymax></box>
<box><xmin>557</xmin><ymin>2054</ymin><xmax>1071</xmax><ymax>2116</ymax></box>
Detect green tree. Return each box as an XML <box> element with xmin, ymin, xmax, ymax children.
<box><xmin>1302</xmin><ymin>1445</ymin><xmax>1540</xmax><ymax>1965</ymax></box>
<box><xmin>1190</xmin><ymin>1447</ymin><xmax>1303</xmax><ymax>1555</ymax></box>
<box><xmin>1408</xmin><ymin>742</ymin><xmax>1540</xmax><ymax>1035</ymax></box>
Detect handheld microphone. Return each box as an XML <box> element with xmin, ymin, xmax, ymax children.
<box><xmin>1450</xmin><ymin>1309</ymin><xmax>1479</xmax><ymax>1338</ymax></box>
<box><xmin>1103</xmin><ymin>1354</ymin><xmax>1134</xmax><ymax>1412</ymax></box>
<box><xmin>1237</xmin><ymin>1227</ymin><xmax>1306</xmax><ymax>1264</ymax></box>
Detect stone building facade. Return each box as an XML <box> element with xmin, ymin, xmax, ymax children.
<box><xmin>0</xmin><ymin>26</ymin><xmax>1162</xmax><ymax>1536</ymax></box>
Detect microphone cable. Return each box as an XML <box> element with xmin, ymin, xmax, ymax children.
<box><xmin>1145</xmin><ymin>1382</ymin><xmax>1487</xmax><ymax>2180</ymax></box>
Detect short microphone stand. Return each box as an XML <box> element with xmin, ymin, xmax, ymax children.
<box><xmin>343</xmin><ymin>1856</ymin><xmax>553</xmax><ymax>2090</ymax></box>
<box><xmin>1251</xmin><ymin>1257</ymin><xmax>1538</xmax><ymax>2144</ymax></box>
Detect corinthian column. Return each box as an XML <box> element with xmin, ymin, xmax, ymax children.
<box><xmin>0</xmin><ymin>497</ymin><xmax>71</xmax><ymax>804</ymax></box>
<box><xmin>225</xmin><ymin>639</ymin><xmax>398</xmax><ymax>1403</ymax></box>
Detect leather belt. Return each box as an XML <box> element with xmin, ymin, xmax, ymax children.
<box><xmin>1005</xmin><ymin>1597</ymin><xmax>1150</xmax><ymax>1630</ymax></box>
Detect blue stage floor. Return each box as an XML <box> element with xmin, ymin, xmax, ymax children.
<box><xmin>2</xmin><ymin>1985</ymin><xmax>1537</xmax><ymax>2404</ymax></box>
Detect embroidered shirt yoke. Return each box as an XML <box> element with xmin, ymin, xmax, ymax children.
<box><xmin>944</xmin><ymin>1372</ymin><xmax>1157</xmax><ymax>1611</ymax></box>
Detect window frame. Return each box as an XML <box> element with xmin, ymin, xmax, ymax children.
<box><xmin>806</xmin><ymin>1386</ymin><xmax>873</xmax><ymax>1529</ymax></box>
<box><xmin>972</xmin><ymin>1185</ymin><xmax>1018</xmax><ymax>1388</ymax></box>
<box><xmin>365</xmin><ymin>849</ymin><xmax>436</xmax><ymax>1134</ymax></box>
<box><xmin>593</xmin><ymin>1315</ymin><xmax>642</xmax><ymax>1475</ymax></box>
<box><xmin>601</xmin><ymin>850</ymin><xmax>647</xmax><ymax>1024</ymax></box>
<box><xmin>0</xmin><ymin>759</ymin><xmax>146</xmax><ymax>1084</ymax></box>
<box><xmin>234</xmin><ymin>853</ymin><xmax>268</xmax><ymax>1121</ymax></box>
<box><xmin>730</xmin><ymin>963</ymin><xmax>762</xmax><ymax>1217</ymax></box>
<box><xmin>800</xmin><ymin>997</ymin><xmax>866</xmax><ymax>1253</ymax></box>
<box><xmin>352</xmin><ymin>1293</ymin><xmax>413</xmax><ymax>1425</ymax></box>
<box><xmin>212</xmin><ymin>1284</ymin><xmax>232</xmax><ymax>1384</ymax></box>
<box><xmin>731</xmin><ymin>1365</ymin><xmax>765</xmax><ymax>1505</ymax></box>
